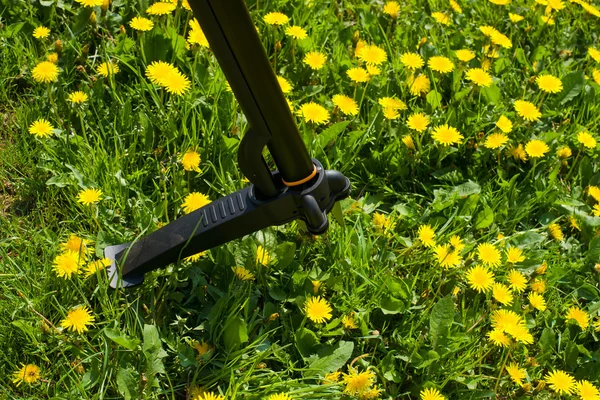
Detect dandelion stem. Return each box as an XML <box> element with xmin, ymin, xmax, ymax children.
<box><xmin>564</xmin><ymin>147</ymin><xmax>581</xmax><ymax>184</ymax></box>
<box><xmin>494</xmin><ymin>347</ymin><xmax>511</xmax><ymax>394</ymax></box>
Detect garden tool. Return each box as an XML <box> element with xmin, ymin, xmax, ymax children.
<box><xmin>105</xmin><ymin>0</ymin><xmax>351</xmax><ymax>288</ymax></box>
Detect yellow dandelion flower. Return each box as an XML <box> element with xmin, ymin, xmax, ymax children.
<box><xmin>566</xmin><ymin>306</ymin><xmax>589</xmax><ymax>329</ymax></box>
<box><xmin>181</xmin><ymin>150</ymin><xmax>201</xmax><ymax>172</ymax></box>
<box><xmin>383</xmin><ymin>1</ymin><xmax>400</xmax><ymax>17</ymax></box>
<box><xmin>46</xmin><ymin>52</ymin><xmax>58</xmax><ymax>63</ymax></box>
<box><xmin>145</xmin><ymin>61</ymin><xmax>177</xmax><ymax>85</ymax></box>
<box><xmin>263</xmin><ymin>12</ymin><xmax>289</xmax><ymax>25</ymax></box>
<box><xmin>496</xmin><ymin>115</ymin><xmax>513</xmax><ymax>133</ymax></box>
<box><xmin>60</xmin><ymin>235</ymin><xmax>91</xmax><ymax>259</ymax></box>
<box><xmin>32</xmin><ymin>61</ymin><xmax>59</xmax><ymax>83</ymax></box>
<box><xmin>545</xmin><ymin>370</ymin><xmax>575</xmax><ymax>395</ymax></box>
<box><xmin>347</xmin><ymin>67</ymin><xmax>370</xmax><ymax>83</ymax></box>
<box><xmin>357</xmin><ymin>44</ymin><xmax>387</xmax><ymax>66</ymax></box>
<box><xmin>449</xmin><ymin>235</ymin><xmax>465</xmax><ymax>251</ymax></box>
<box><xmin>531</xmin><ymin>278</ymin><xmax>546</xmax><ymax>293</ymax></box>
<box><xmin>409</xmin><ymin>74</ymin><xmax>431</xmax><ymax>95</ymax></box>
<box><xmin>184</xmin><ymin>251</ymin><xmax>207</xmax><ymax>262</ymax></box>
<box><xmin>588</xmin><ymin>185</ymin><xmax>600</xmax><ymax>202</ymax></box>
<box><xmin>433</xmin><ymin>244</ymin><xmax>462</xmax><ymax>269</ymax></box>
<box><xmin>506</xmin><ymin>247</ymin><xmax>525</xmax><ymax>263</ymax></box>
<box><xmin>341</xmin><ymin>314</ymin><xmax>358</xmax><ymax>329</ymax></box>
<box><xmin>406</xmin><ymin>112</ymin><xmax>430</xmax><ymax>132</ymax></box>
<box><xmin>285</xmin><ymin>25</ymin><xmax>307</xmax><ymax>40</ymax></box>
<box><xmin>477</xmin><ymin>243</ymin><xmax>501</xmax><ymax>267</ymax></box>
<box><xmin>146</xmin><ymin>2</ymin><xmax>176</xmax><ymax>15</ymax></box>
<box><xmin>77</xmin><ymin>188</ymin><xmax>102</xmax><ymax>206</ymax></box>
<box><xmin>420</xmin><ymin>387</ymin><xmax>445</xmax><ymax>400</ymax></box>
<box><xmin>400</xmin><ymin>52</ymin><xmax>424</xmax><ymax>69</ymax></box>
<box><xmin>378</xmin><ymin>97</ymin><xmax>406</xmax><ymax>111</ymax></box>
<box><xmin>75</xmin><ymin>0</ymin><xmax>103</xmax><ymax>6</ymax></box>
<box><xmin>465</xmin><ymin>68</ymin><xmax>493</xmax><ymax>87</ymax></box>
<box><xmin>509</xmin><ymin>143</ymin><xmax>528</xmax><ymax>161</ymax></box>
<box><xmin>575</xmin><ymin>380</ymin><xmax>600</xmax><ymax>400</ymax></box>
<box><xmin>266</xmin><ymin>394</ymin><xmax>292</xmax><ymax>400</ymax></box>
<box><xmin>455</xmin><ymin>49</ymin><xmax>475</xmax><ymax>62</ymax></box>
<box><xmin>418</xmin><ymin>224</ymin><xmax>436</xmax><ymax>247</ymax></box>
<box><xmin>182</xmin><ymin>192</ymin><xmax>210</xmax><ymax>214</ymax></box>
<box><xmin>84</xmin><ymin>258</ymin><xmax>111</xmax><ymax>278</ymax></box>
<box><xmin>53</xmin><ymin>251</ymin><xmax>82</xmax><ymax>278</ymax></box>
<box><xmin>536</xmin><ymin>74</ymin><xmax>563</xmax><ymax>93</ymax></box>
<box><xmin>298</xmin><ymin>102</ymin><xmax>329</xmax><ymax>124</ymax></box>
<box><xmin>428</xmin><ymin>56</ymin><xmax>454</xmax><ymax>73</ymax></box>
<box><xmin>96</xmin><ymin>61</ymin><xmax>119</xmax><ymax>77</ymax></box>
<box><xmin>525</xmin><ymin>139</ymin><xmax>549</xmax><ymax>158</ymax></box>
<box><xmin>28</xmin><ymin>118</ymin><xmax>55</xmax><ymax>138</ymax></box>
<box><xmin>507</xmin><ymin>270</ymin><xmax>527</xmax><ymax>292</ymax></box>
<box><xmin>256</xmin><ymin>245</ymin><xmax>272</xmax><ymax>266</ymax></box>
<box><xmin>197</xmin><ymin>392</ymin><xmax>224</xmax><ymax>400</ymax></box>
<box><xmin>68</xmin><ymin>91</ymin><xmax>88</xmax><ymax>104</ymax></box>
<box><xmin>33</xmin><ymin>26</ymin><xmax>50</xmax><ymax>39</ymax></box>
<box><xmin>431</xmin><ymin>12</ymin><xmax>451</xmax><ymax>25</ymax></box>
<box><xmin>304</xmin><ymin>296</ymin><xmax>333</xmax><ymax>323</ymax></box>
<box><xmin>342</xmin><ymin>367</ymin><xmax>375</xmax><ymax>396</ymax></box>
<box><xmin>449</xmin><ymin>0</ymin><xmax>462</xmax><ymax>13</ymax></box>
<box><xmin>161</xmin><ymin>70</ymin><xmax>191</xmax><ymax>95</ymax></box>
<box><xmin>129</xmin><ymin>16</ymin><xmax>154</xmax><ymax>31</ymax></box>
<box><xmin>61</xmin><ymin>306</ymin><xmax>94</xmax><ymax>334</ymax></box>
<box><xmin>466</xmin><ymin>265</ymin><xmax>495</xmax><ymax>292</ymax></box>
<box><xmin>548</xmin><ymin>223</ymin><xmax>563</xmax><ymax>241</ymax></box>
<box><xmin>188</xmin><ymin>18</ymin><xmax>209</xmax><ymax>47</ymax></box>
<box><xmin>577</xmin><ymin>131</ymin><xmax>597</xmax><ymax>149</ymax></box>
<box><xmin>514</xmin><ymin>100</ymin><xmax>541</xmax><ymax>121</ymax></box>
<box><xmin>323</xmin><ymin>371</ymin><xmax>341</xmax><ymax>383</ymax></box>
<box><xmin>303</xmin><ymin>51</ymin><xmax>326</xmax><ymax>70</ymax></box>
<box><xmin>366</xmin><ymin>64</ymin><xmax>381</xmax><ymax>76</ymax></box>
<box><xmin>492</xmin><ymin>282</ymin><xmax>513</xmax><ymax>305</ymax></box>
<box><xmin>432</xmin><ymin>124</ymin><xmax>463</xmax><ymax>146</ymax></box>
<box><xmin>557</xmin><ymin>146</ymin><xmax>572</xmax><ymax>158</ymax></box>
<box><xmin>332</xmin><ymin>94</ymin><xmax>359</xmax><ymax>116</ymax></box>
<box><xmin>589</xmin><ymin>48</ymin><xmax>600</xmax><ymax>63</ymax></box>
<box><xmin>276</xmin><ymin>76</ymin><xmax>293</xmax><ymax>93</ymax></box>
<box><xmin>528</xmin><ymin>292</ymin><xmax>546</xmax><ymax>311</ymax></box>
<box><xmin>232</xmin><ymin>266</ymin><xmax>255</xmax><ymax>281</ymax></box>
<box><xmin>372</xmin><ymin>212</ymin><xmax>396</xmax><ymax>234</ymax></box>
<box><xmin>489</xmin><ymin>0</ymin><xmax>510</xmax><ymax>4</ymax></box>
<box><xmin>13</xmin><ymin>364</ymin><xmax>41</xmax><ymax>386</ymax></box>
<box><xmin>485</xmin><ymin>133</ymin><xmax>509</xmax><ymax>149</ymax></box>
<box><xmin>569</xmin><ymin>215</ymin><xmax>580</xmax><ymax>231</ymax></box>
<box><xmin>506</xmin><ymin>363</ymin><xmax>527</xmax><ymax>386</ymax></box>
<box><xmin>402</xmin><ymin>135</ymin><xmax>415</xmax><ymax>150</ymax></box>
<box><xmin>509</xmin><ymin>13</ymin><xmax>524</xmax><ymax>22</ymax></box>
<box><xmin>488</xmin><ymin>328</ymin><xmax>511</xmax><ymax>347</ymax></box>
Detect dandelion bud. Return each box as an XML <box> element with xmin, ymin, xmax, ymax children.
<box><xmin>595</xmin><ymin>263</ymin><xmax>600</xmax><ymax>273</ymax></box>
<box><xmin>268</xmin><ymin>313</ymin><xmax>279</xmax><ymax>322</ymax></box>
<box><xmin>352</xmin><ymin>30</ymin><xmax>360</xmax><ymax>43</ymax></box>
<box><xmin>275</xmin><ymin>41</ymin><xmax>282</xmax><ymax>51</ymax></box>
<box><xmin>90</xmin><ymin>11</ymin><xmax>97</xmax><ymax>24</ymax></box>
<box><xmin>417</xmin><ymin>37</ymin><xmax>428</xmax><ymax>49</ymax></box>
<box><xmin>536</xmin><ymin>261</ymin><xmax>548</xmax><ymax>275</ymax></box>
<box><xmin>47</xmin><ymin>52</ymin><xmax>58</xmax><ymax>63</ymax></box>
<box><xmin>120</xmin><ymin>25</ymin><xmax>126</xmax><ymax>34</ymax></box>
<box><xmin>102</xmin><ymin>0</ymin><xmax>110</xmax><ymax>12</ymax></box>
<box><xmin>557</xmin><ymin>146</ymin><xmax>572</xmax><ymax>158</ymax></box>
<box><xmin>40</xmin><ymin>320</ymin><xmax>52</xmax><ymax>334</ymax></box>
<box><xmin>81</xmin><ymin>44</ymin><xmax>89</xmax><ymax>55</ymax></box>
<box><xmin>522</xmin><ymin>383</ymin><xmax>532</xmax><ymax>392</ymax></box>
<box><xmin>534</xmin><ymin>380</ymin><xmax>546</xmax><ymax>391</ymax></box>
<box><xmin>257</xmin><ymin>362</ymin><xmax>267</xmax><ymax>369</ymax></box>
<box><xmin>402</xmin><ymin>135</ymin><xmax>415</xmax><ymax>150</ymax></box>
<box><xmin>55</xmin><ymin>39</ymin><xmax>63</xmax><ymax>52</ymax></box>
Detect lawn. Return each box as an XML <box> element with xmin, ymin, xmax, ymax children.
<box><xmin>1</xmin><ymin>0</ymin><xmax>600</xmax><ymax>399</ymax></box>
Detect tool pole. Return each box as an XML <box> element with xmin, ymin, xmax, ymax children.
<box><xmin>187</xmin><ymin>0</ymin><xmax>314</xmax><ymax>187</ymax></box>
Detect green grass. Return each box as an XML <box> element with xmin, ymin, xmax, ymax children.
<box><xmin>2</xmin><ymin>0</ymin><xmax>600</xmax><ymax>399</ymax></box>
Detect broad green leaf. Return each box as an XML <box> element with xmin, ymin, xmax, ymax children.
<box><xmin>481</xmin><ymin>85</ymin><xmax>501</xmax><ymax>104</ymax></box>
<box><xmin>295</xmin><ymin>328</ymin><xmax>319</xmax><ymax>358</ymax></box>
<box><xmin>454</xmin><ymin>87</ymin><xmax>471</xmax><ymax>101</ymax></box>
<box><xmin>475</xmin><ymin>206</ymin><xmax>494</xmax><ymax>229</ymax></box>
<box><xmin>318</xmin><ymin>121</ymin><xmax>350</xmax><ymax>148</ymax></box>
<box><xmin>426</xmin><ymin>90</ymin><xmax>443</xmax><ymax>109</ymax></box>
<box><xmin>142</xmin><ymin>324</ymin><xmax>167</xmax><ymax>387</ymax></box>
<box><xmin>223</xmin><ymin>316</ymin><xmax>248</xmax><ymax>351</ymax></box>
<box><xmin>177</xmin><ymin>343</ymin><xmax>198</xmax><ymax>368</ymax></box>
<box><xmin>586</xmin><ymin>236</ymin><xmax>600</xmax><ymax>263</ymax></box>
<box><xmin>116</xmin><ymin>368</ymin><xmax>138</xmax><ymax>400</ymax></box>
<box><xmin>539</xmin><ymin>328</ymin><xmax>555</xmax><ymax>353</ymax></box>
<box><xmin>556</xmin><ymin>71</ymin><xmax>585</xmax><ymax>105</ymax></box>
<box><xmin>274</xmin><ymin>242</ymin><xmax>296</xmax><ymax>269</ymax></box>
<box><xmin>455</xmin><ymin>181</ymin><xmax>481</xmax><ymax>198</ymax></box>
<box><xmin>73</xmin><ymin>7</ymin><xmax>93</xmax><ymax>35</ymax></box>
<box><xmin>429</xmin><ymin>295</ymin><xmax>454</xmax><ymax>348</ymax></box>
<box><xmin>307</xmin><ymin>341</ymin><xmax>354</xmax><ymax>376</ymax></box>
<box><xmin>104</xmin><ymin>327</ymin><xmax>140</xmax><ymax>350</ymax></box>
<box><xmin>380</xmin><ymin>295</ymin><xmax>405</xmax><ymax>314</ymax></box>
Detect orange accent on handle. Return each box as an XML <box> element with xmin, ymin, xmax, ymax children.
<box><xmin>282</xmin><ymin>165</ymin><xmax>317</xmax><ymax>187</ymax></box>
